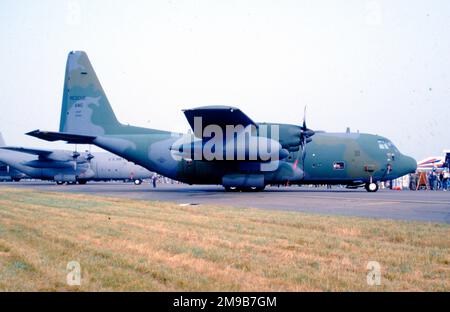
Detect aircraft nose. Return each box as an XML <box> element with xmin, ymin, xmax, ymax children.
<box><xmin>402</xmin><ymin>155</ymin><xmax>417</xmax><ymax>174</ymax></box>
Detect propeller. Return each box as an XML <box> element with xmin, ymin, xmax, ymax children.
<box><xmin>295</xmin><ymin>107</ymin><xmax>315</xmax><ymax>170</ymax></box>
<box><xmin>85</xmin><ymin>145</ymin><xmax>94</xmax><ymax>162</ymax></box>
<box><xmin>85</xmin><ymin>152</ymin><xmax>94</xmax><ymax>161</ymax></box>
<box><xmin>72</xmin><ymin>145</ymin><xmax>80</xmax><ymax>171</ymax></box>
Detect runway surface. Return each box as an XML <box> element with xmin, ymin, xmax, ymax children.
<box><xmin>1</xmin><ymin>182</ymin><xmax>450</xmax><ymax>224</ymax></box>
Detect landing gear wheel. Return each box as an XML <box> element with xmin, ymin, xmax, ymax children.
<box><xmin>134</xmin><ymin>179</ymin><xmax>142</xmax><ymax>185</ymax></box>
<box><xmin>225</xmin><ymin>186</ymin><xmax>266</xmax><ymax>192</ymax></box>
<box><xmin>56</xmin><ymin>181</ymin><xmax>64</xmax><ymax>185</ymax></box>
<box><xmin>224</xmin><ymin>186</ymin><xmax>239</xmax><ymax>192</ymax></box>
<box><xmin>12</xmin><ymin>178</ymin><xmax>21</xmax><ymax>182</ymax></box>
<box><xmin>245</xmin><ymin>186</ymin><xmax>266</xmax><ymax>192</ymax></box>
<box><xmin>365</xmin><ymin>182</ymin><xmax>379</xmax><ymax>192</ymax></box>
<box><xmin>78</xmin><ymin>180</ymin><xmax>87</xmax><ymax>185</ymax></box>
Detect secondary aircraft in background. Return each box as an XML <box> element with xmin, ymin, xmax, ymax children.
<box><xmin>417</xmin><ymin>150</ymin><xmax>450</xmax><ymax>172</ymax></box>
<box><xmin>29</xmin><ymin>51</ymin><xmax>417</xmax><ymax>192</ymax></box>
<box><xmin>0</xmin><ymin>133</ymin><xmax>28</xmax><ymax>182</ymax></box>
<box><xmin>0</xmin><ymin>132</ymin><xmax>152</xmax><ymax>185</ymax></box>
<box><xmin>0</xmin><ymin>161</ymin><xmax>28</xmax><ymax>182</ymax></box>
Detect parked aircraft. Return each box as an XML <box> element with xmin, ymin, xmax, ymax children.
<box><xmin>0</xmin><ymin>133</ymin><xmax>28</xmax><ymax>181</ymax></box>
<box><xmin>417</xmin><ymin>150</ymin><xmax>450</xmax><ymax>172</ymax></box>
<box><xmin>29</xmin><ymin>51</ymin><xmax>416</xmax><ymax>192</ymax></box>
<box><xmin>0</xmin><ymin>133</ymin><xmax>152</xmax><ymax>185</ymax></box>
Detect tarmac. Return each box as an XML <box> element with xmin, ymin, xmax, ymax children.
<box><xmin>1</xmin><ymin>182</ymin><xmax>450</xmax><ymax>224</ymax></box>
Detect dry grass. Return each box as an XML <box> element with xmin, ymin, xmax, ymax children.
<box><xmin>0</xmin><ymin>187</ymin><xmax>448</xmax><ymax>291</ymax></box>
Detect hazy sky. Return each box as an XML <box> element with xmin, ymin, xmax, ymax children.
<box><xmin>0</xmin><ymin>0</ymin><xmax>449</xmax><ymax>160</ymax></box>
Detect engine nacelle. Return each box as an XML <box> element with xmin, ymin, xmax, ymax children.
<box><xmin>258</xmin><ymin>123</ymin><xmax>302</xmax><ymax>149</ymax></box>
<box><xmin>171</xmin><ymin>135</ymin><xmax>288</xmax><ymax>161</ymax></box>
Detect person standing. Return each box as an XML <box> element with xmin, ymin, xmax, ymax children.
<box><xmin>439</xmin><ymin>172</ymin><xmax>444</xmax><ymax>190</ymax></box>
<box><xmin>152</xmin><ymin>174</ymin><xmax>157</xmax><ymax>188</ymax></box>
<box><xmin>443</xmin><ymin>169</ymin><xmax>449</xmax><ymax>191</ymax></box>
<box><xmin>409</xmin><ymin>173</ymin><xmax>417</xmax><ymax>191</ymax></box>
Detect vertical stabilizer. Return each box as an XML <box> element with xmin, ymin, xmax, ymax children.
<box><xmin>59</xmin><ymin>51</ymin><xmax>121</xmax><ymax>135</ymax></box>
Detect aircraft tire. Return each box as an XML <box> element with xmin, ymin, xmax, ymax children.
<box><xmin>225</xmin><ymin>186</ymin><xmax>265</xmax><ymax>192</ymax></box>
<box><xmin>245</xmin><ymin>186</ymin><xmax>266</xmax><ymax>192</ymax></box>
<box><xmin>224</xmin><ymin>186</ymin><xmax>239</xmax><ymax>192</ymax></box>
<box><xmin>78</xmin><ymin>180</ymin><xmax>87</xmax><ymax>185</ymax></box>
<box><xmin>56</xmin><ymin>181</ymin><xmax>64</xmax><ymax>185</ymax></box>
<box><xmin>134</xmin><ymin>179</ymin><xmax>142</xmax><ymax>185</ymax></box>
<box><xmin>12</xmin><ymin>178</ymin><xmax>21</xmax><ymax>182</ymax></box>
<box><xmin>365</xmin><ymin>182</ymin><xmax>379</xmax><ymax>192</ymax></box>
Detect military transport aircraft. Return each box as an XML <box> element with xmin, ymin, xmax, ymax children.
<box><xmin>28</xmin><ymin>51</ymin><xmax>416</xmax><ymax>192</ymax></box>
<box><xmin>0</xmin><ymin>133</ymin><xmax>28</xmax><ymax>182</ymax></box>
<box><xmin>0</xmin><ymin>162</ymin><xmax>27</xmax><ymax>182</ymax></box>
<box><xmin>0</xmin><ymin>132</ymin><xmax>152</xmax><ymax>185</ymax></box>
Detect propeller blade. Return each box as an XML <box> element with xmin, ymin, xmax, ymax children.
<box><xmin>297</xmin><ymin>106</ymin><xmax>315</xmax><ymax>170</ymax></box>
<box><xmin>72</xmin><ymin>146</ymin><xmax>80</xmax><ymax>171</ymax></box>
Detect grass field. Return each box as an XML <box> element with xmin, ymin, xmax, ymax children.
<box><xmin>0</xmin><ymin>187</ymin><xmax>448</xmax><ymax>291</ymax></box>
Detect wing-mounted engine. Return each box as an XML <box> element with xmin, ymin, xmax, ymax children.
<box><xmin>174</xmin><ymin>105</ymin><xmax>314</xmax><ymax>189</ymax></box>
<box><xmin>174</xmin><ymin>106</ymin><xmax>290</xmax><ymax>162</ymax></box>
<box><xmin>173</xmin><ymin>105</ymin><xmax>315</xmax><ymax>165</ymax></box>
<box><xmin>0</xmin><ymin>147</ymin><xmax>92</xmax><ymax>169</ymax></box>
<box><xmin>258</xmin><ymin>109</ymin><xmax>315</xmax><ymax>154</ymax></box>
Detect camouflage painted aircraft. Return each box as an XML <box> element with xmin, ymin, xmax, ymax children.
<box><xmin>29</xmin><ymin>51</ymin><xmax>416</xmax><ymax>192</ymax></box>
<box><xmin>0</xmin><ymin>132</ymin><xmax>152</xmax><ymax>185</ymax></box>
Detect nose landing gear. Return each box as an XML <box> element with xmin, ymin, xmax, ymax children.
<box><xmin>365</xmin><ymin>182</ymin><xmax>379</xmax><ymax>192</ymax></box>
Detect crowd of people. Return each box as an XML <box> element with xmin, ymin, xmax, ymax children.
<box><xmin>409</xmin><ymin>169</ymin><xmax>449</xmax><ymax>191</ymax></box>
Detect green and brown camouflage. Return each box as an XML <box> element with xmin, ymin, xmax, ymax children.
<box><xmin>29</xmin><ymin>51</ymin><xmax>416</xmax><ymax>191</ymax></box>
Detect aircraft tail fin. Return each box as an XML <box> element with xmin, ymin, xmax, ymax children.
<box><xmin>60</xmin><ymin>51</ymin><xmax>122</xmax><ymax>136</ymax></box>
<box><xmin>0</xmin><ymin>133</ymin><xmax>5</xmax><ymax>147</ymax></box>
<box><xmin>59</xmin><ymin>51</ymin><xmax>163</xmax><ymax>137</ymax></box>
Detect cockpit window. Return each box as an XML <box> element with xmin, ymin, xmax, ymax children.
<box><xmin>378</xmin><ymin>139</ymin><xmax>399</xmax><ymax>152</ymax></box>
<box><xmin>377</xmin><ymin>140</ymin><xmax>389</xmax><ymax>150</ymax></box>
<box><xmin>386</xmin><ymin>141</ymin><xmax>399</xmax><ymax>152</ymax></box>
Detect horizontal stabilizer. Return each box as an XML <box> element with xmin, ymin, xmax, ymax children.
<box><xmin>26</xmin><ymin>130</ymin><xmax>96</xmax><ymax>144</ymax></box>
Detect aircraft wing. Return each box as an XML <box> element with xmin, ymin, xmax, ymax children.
<box><xmin>0</xmin><ymin>146</ymin><xmax>53</xmax><ymax>157</ymax></box>
<box><xmin>183</xmin><ymin>106</ymin><xmax>257</xmax><ymax>137</ymax></box>
<box><xmin>26</xmin><ymin>130</ymin><xmax>96</xmax><ymax>144</ymax></box>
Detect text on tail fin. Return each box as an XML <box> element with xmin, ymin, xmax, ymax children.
<box><xmin>60</xmin><ymin>51</ymin><xmax>121</xmax><ymax>136</ymax></box>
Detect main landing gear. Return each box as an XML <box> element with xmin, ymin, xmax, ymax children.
<box><xmin>224</xmin><ymin>186</ymin><xmax>265</xmax><ymax>192</ymax></box>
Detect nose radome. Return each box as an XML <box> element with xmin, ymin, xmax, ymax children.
<box><xmin>403</xmin><ymin>155</ymin><xmax>417</xmax><ymax>174</ymax></box>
